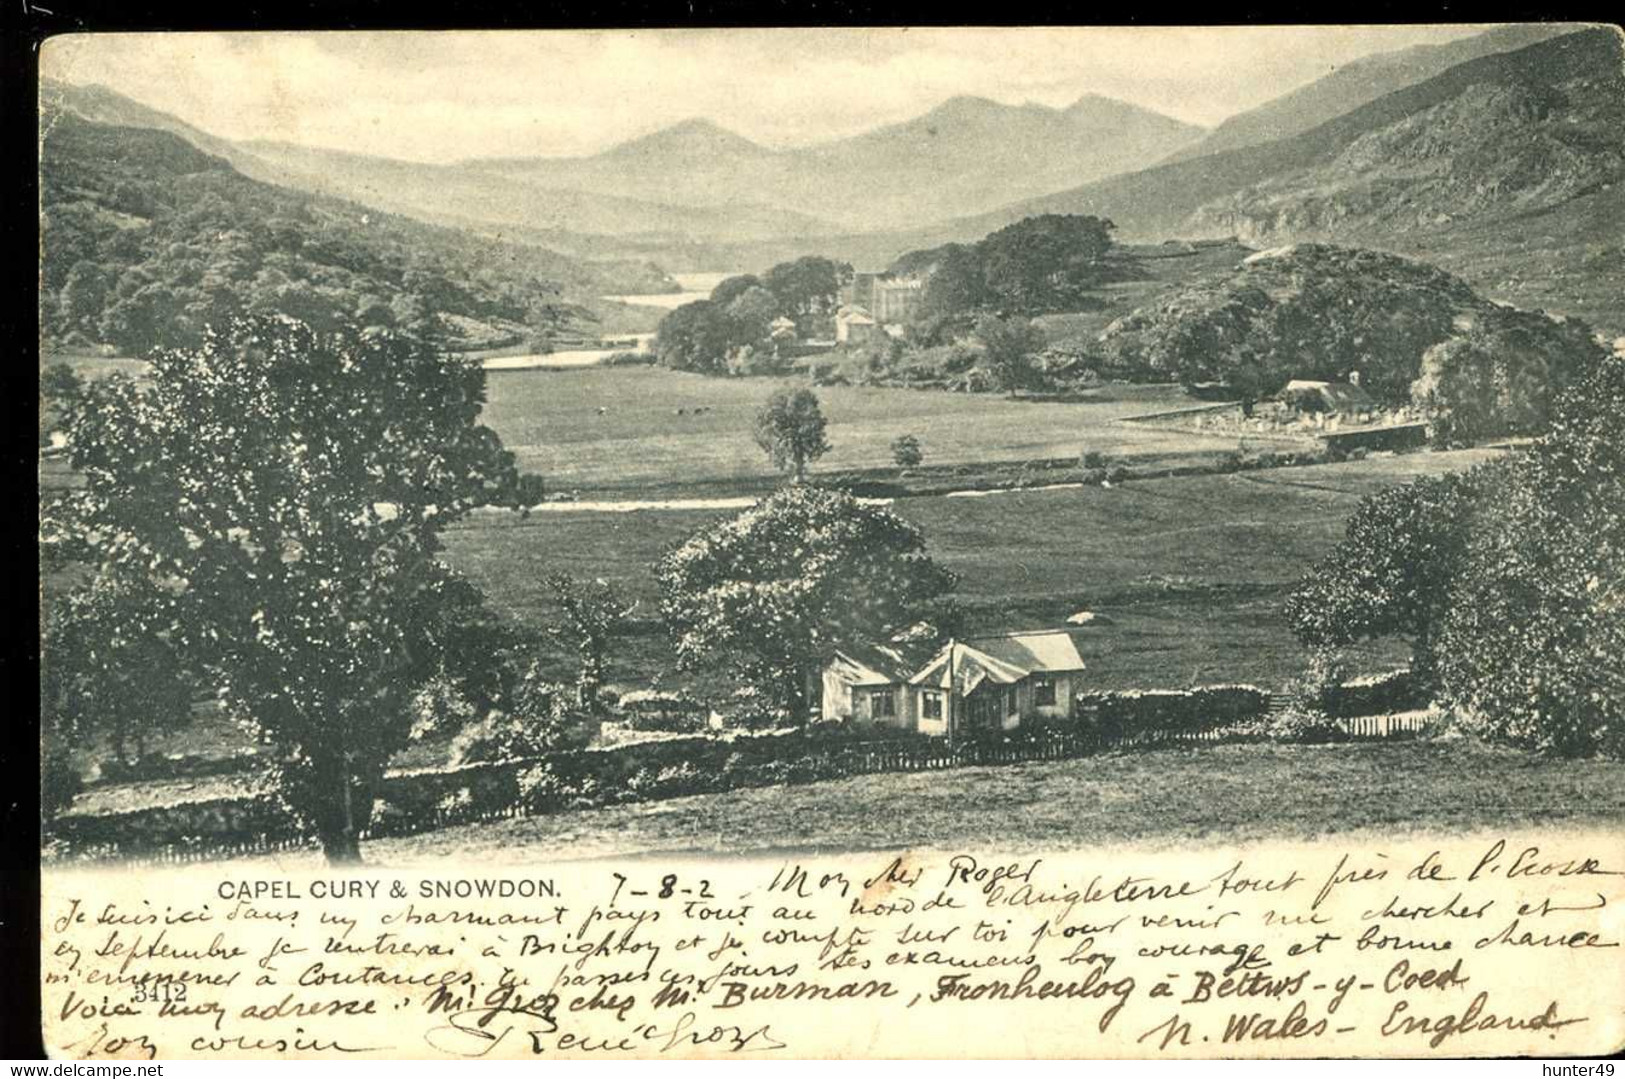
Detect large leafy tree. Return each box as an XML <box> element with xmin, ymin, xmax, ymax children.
<box><xmin>43</xmin><ymin>576</ymin><xmax>195</xmax><ymax>767</ymax></box>
<box><xmin>1434</xmin><ymin>358</ymin><xmax>1625</xmax><ymax>757</ymax></box>
<box><xmin>41</xmin><ymin>316</ymin><xmax>522</xmax><ymax>862</ymax></box>
<box><xmin>1287</xmin><ymin>470</ymin><xmax>1485</xmax><ymax>689</ymax></box>
<box><xmin>974</xmin><ymin>314</ymin><xmax>1047</xmax><ymax>393</ymax></box>
<box><xmin>752</xmin><ymin>388</ymin><xmax>832</xmax><ymax>481</ymax></box>
<box><xmin>655</xmin><ymin>300</ymin><xmax>736</xmax><ymax>374</ymax></box>
<box><xmin>1288</xmin><ymin>356</ymin><xmax>1625</xmax><ymax>756</ymax></box>
<box><xmin>976</xmin><ymin>214</ymin><xmax>1115</xmax><ymax>313</ymax></box>
<box><xmin>908</xmin><ymin>244</ymin><xmax>989</xmax><ymax>344</ymax></box>
<box><xmin>762</xmin><ymin>256</ymin><xmax>853</xmax><ymax>337</ymax></box>
<box><xmin>1411</xmin><ymin>308</ymin><xmax>1605</xmax><ymax>447</ymax></box>
<box><xmin>654</xmin><ymin>486</ymin><xmax>957</xmax><ymax>722</ymax></box>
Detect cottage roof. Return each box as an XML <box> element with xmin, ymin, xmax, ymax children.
<box><xmin>908</xmin><ymin>631</ymin><xmax>1086</xmax><ymax>692</ymax></box>
<box><xmin>1280</xmin><ymin>379</ymin><xmax>1376</xmax><ymax>412</ymax></box>
<box><xmin>839</xmin><ymin>309</ymin><xmax>877</xmax><ymax>326</ymax></box>
<box><xmin>830</xmin><ymin>640</ymin><xmax>933</xmax><ymax>685</ymax></box>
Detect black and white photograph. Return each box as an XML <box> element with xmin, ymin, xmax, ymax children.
<box><xmin>30</xmin><ymin>25</ymin><xmax>1625</xmax><ymax>1061</ymax></box>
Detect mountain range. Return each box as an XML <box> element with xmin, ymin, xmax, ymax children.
<box><xmin>922</xmin><ymin>28</ymin><xmax>1623</xmax><ymax>334</ymax></box>
<box><xmin>43</xmin><ymin>79</ymin><xmax>1206</xmax><ymax>242</ymax></box>
<box><xmin>471</xmin><ymin>94</ymin><xmax>1204</xmax><ymax>234</ymax></box>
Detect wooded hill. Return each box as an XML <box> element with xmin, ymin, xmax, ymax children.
<box><xmin>39</xmin><ymin>109</ymin><xmax>675</xmax><ymax>357</ymax></box>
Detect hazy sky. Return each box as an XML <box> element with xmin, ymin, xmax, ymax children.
<box><xmin>43</xmin><ymin>27</ymin><xmax>1493</xmax><ymax>163</ymax></box>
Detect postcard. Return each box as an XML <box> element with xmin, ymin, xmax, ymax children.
<box><xmin>35</xmin><ymin>25</ymin><xmax>1625</xmax><ymax>1059</ymax></box>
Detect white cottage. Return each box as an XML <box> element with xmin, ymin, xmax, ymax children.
<box><xmin>820</xmin><ymin>630</ymin><xmax>1087</xmax><ymax>737</ymax></box>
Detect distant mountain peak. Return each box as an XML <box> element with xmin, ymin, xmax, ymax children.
<box><xmin>1062</xmin><ymin>92</ymin><xmax>1200</xmax><ymax>130</ymax></box>
<box><xmin>601</xmin><ymin>118</ymin><xmax>772</xmax><ymax>160</ymax></box>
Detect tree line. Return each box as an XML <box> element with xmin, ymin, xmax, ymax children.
<box><xmin>654</xmin><ymin>256</ymin><xmax>853</xmax><ymax>375</ymax></box>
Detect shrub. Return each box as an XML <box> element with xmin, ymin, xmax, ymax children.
<box><xmin>1104</xmin><ymin>464</ymin><xmax>1130</xmax><ymax>484</ymax></box>
<box><xmin>449</xmin><ymin>681</ymin><xmax>572</xmax><ymax>765</ymax></box>
<box><xmin>1081</xmin><ymin>450</ymin><xmax>1108</xmax><ymax>470</ymax></box>
<box><xmin>1080</xmin><ymin>468</ymin><xmax>1107</xmax><ymax>486</ymax></box>
<box><xmin>368</xmin><ymin>797</ymin><xmax>409</xmax><ymax>836</ymax></box>
<box><xmin>1286</xmin><ymin>648</ymin><xmax>1349</xmax><ymax>714</ymax></box>
<box><xmin>891</xmin><ymin>434</ymin><xmax>924</xmax><ymax>469</ymax></box>
<box><xmin>435</xmin><ymin>787</ymin><xmax>475</xmax><ymax>819</ymax></box>
<box><xmin>517</xmin><ymin>762</ymin><xmax>569</xmax><ymax>812</ymax></box>
<box><xmin>1265</xmin><ymin>703</ymin><xmax>1344</xmax><ymax>744</ymax></box>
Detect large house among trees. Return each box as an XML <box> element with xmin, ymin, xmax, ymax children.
<box><xmin>820</xmin><ymin>630</ymin><xmax>1087</xmax><ymax>737</ymax></box>
<box><xmin>835</xmin><ymin>271</ymin><xmax>925</xmax><ymax>344</ymax></box>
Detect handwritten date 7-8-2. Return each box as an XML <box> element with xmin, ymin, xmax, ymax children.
<box><xmin>609</xmin><ymin>872</ymin><xmax>714</xmax><ymax>905</ymax></box>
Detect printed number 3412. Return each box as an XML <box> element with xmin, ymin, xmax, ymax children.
<box><xmin>132</xmin><ymin>982</ymin><xmax>188</xmax><ymax>1004</ymax></box>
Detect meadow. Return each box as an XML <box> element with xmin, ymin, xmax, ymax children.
<box><xmin>480</xmin><ymin>366</ymin><xmax>1245</xmax><ymax>494</ymax></box>
<box><xmin>444</xmin><ymin>447</ymin><xmax>1501</xmax><ymax>694</ymax></box>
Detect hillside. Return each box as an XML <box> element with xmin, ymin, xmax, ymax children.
<box><xmin>39</xmin><ymin>79</ymin><xmax>1202</xmax><ymax>266</ymax></box>
<box><xmin>41</xmin><ymin>80</ymin><xmax>834</xmax><ymax>245</ymax></box>
<box><xmin>930</xmin><ymin>29</ymin><xmax>1625</xmax><ymax>336</ymax></box>
<box><xmin>1160</xmin><ymin>24</ymin><xmax>1574</xmax><ymax>163</ymax></box>
<box><xmin>38</xmin><ymin>110</ymin><xmax>676</xmax><ymax>356</ymax></box>
<box><xmin>233</xmin><ymin>137</ymin><xmax>840</xmax><ymax>242</ymax></box>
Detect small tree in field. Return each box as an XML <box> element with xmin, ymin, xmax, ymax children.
<box><xmin>41</xmin><ymin>316</ymin><xmax>522</xmax><ymax>863</ymax></box>
<box><xmin>655</xmin><ymin>486</ymin><xmax>956</xmax><ymax>723</ymax></box>
<box><xmin>891</xmin><ymin>434</ymin><xmax>923</xmax><ymax>469</ymax></box>
<box><xmin>753</xmin><ymin>387</ymin><xmax>831</xmax><ymax>482</ymax></box>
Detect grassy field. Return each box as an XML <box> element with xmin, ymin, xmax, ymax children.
<box><xmin>327</xmin><ymin>740</ymin><xmax>1625</xmax><ymax>864</ymax></box>
<box><xmin>481</xmin><ymin>367</ymin><xmax>1245</xmax><ymax>494</ymax></box>
<box><xmin>444</xmin><ymin>447</ymin><xmax>1501</xmax><ymax>695</ymax></box>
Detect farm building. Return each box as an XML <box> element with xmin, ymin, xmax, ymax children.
<box><xmin>820</xmin><ymin>630</ymin><xmax>1086</xmax><ymax>737</ymax></box>
<box><xmin>835</xmin><ymin>307</ymin><xmax>878</xmax><ymax>345</ymax></box>
<box><xmin>1279</xmin><ymin>379</ymin><xmax>1377</xmax><ymax>414</ymax></box>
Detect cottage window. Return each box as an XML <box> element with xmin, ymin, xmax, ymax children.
<box><xmin>868</xmin><ymin>689</ymin><xmax>896</xmax><ymax>718</ymax></box>
<box><xmin>1033</xmin><ymin>676</ymin><xmax>1057</xmax><ymax>706</ymax></box>
<box><xmin>921</xmin><ymin>690</ymin><xmax>943</xmax><ymax>720</ymax></box>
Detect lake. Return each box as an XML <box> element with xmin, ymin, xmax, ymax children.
<box><xmin>482</xmin><ymin>271</ymin><xmax>738</xmax><ymax>370</ymax></box>
<box><xmin>601</xmin><ymin>270</ymin><xmax>737</xmax><ymax>310</ymax></box>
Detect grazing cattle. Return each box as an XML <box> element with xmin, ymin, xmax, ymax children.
<box><xmin>596</xmin><ymin>406</ymin><xmax>607</xmax><ymax>415</ymax></box>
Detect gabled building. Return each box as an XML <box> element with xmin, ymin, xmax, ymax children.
<box><xmin>820</xmin><ymin>630</ymin><xmax>1087</xmax><ymax>737</ymax></box>
<box><xmin>835</xmin><ymin>306</ymin><xmax>878</xmax><ymax>345</ymax></box>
